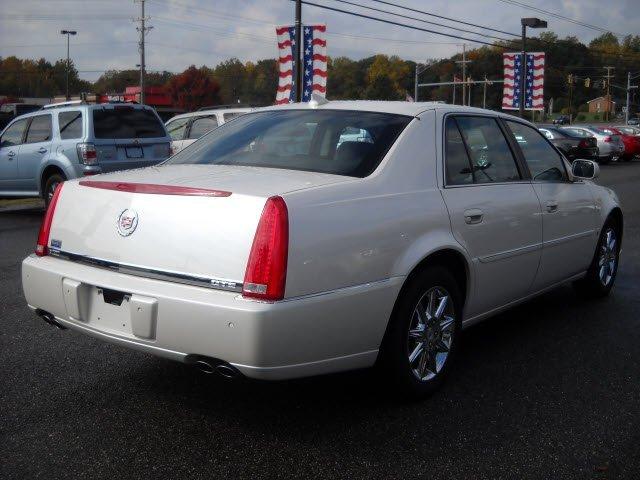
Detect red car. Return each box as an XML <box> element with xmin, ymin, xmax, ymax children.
<box><xmin>603</xmin><ymin>126</ymin><xmax>640</xmax><ymax>160</ymax></box>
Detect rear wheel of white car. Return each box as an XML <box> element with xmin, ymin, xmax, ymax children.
<box><xmin>379</xmin><ymin>266</ymin><xmax>462</xmax><ymax>398</ymax></box>
<box><xmin>574</xmin><ymin>219</ymin><xmax>621</xmax><ymax>297</ymax></box>
<box><xmin>43</xmin><ymin>173</ymin><xmax>65</xmax><ymax>207</ymax></box>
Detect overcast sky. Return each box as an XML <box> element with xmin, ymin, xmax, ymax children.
<box><xmin>0</xmin><ymin>0</ymin><xmax>637</xmax><ymax>81</ymax></box>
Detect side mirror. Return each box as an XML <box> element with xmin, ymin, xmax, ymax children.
<box><xmin>571</xmin><ymin>159</ymin><xmax>599</xmax><ymax>180</ymax></box>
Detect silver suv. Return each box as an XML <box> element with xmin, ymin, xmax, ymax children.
<box><xmin>0</xmin><ymin>101</ymin><xmax>171</xmax><ymax>205</ymax></box>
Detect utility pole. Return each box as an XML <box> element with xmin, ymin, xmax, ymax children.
<box><xmin>520</xmin><ymin>18</ymin><xmax>547</xmax><ymax>118</ymax></box>
<box><xmin>135</xmin><ymin>0</ymin><xmax>152</xmax><ymax>105</ymax></box>
<box><xmin>483</xmin><ymin>75</ymin><xmax>488</xmax><ymax>109</ymax></box>
<box><xmin>603</xmin><ymin>66</ymin><xmax>615</xmax><ymax>122</ymax></box>
<box><xmin>295</xmin><ymin>0</ymin><xmax>303</xmax><ymax>102</ymax></box>
<box><xmin>60</xmin><ymin>30</ymin><xmax>77</xmax><ymax>101</ymax></box>
<box><xmin>414</xmin><ymin>64</ymin><xmax>419</xmax><ymax>102</ymax></box>
<box><xmin>455</xmin><ymin>44</ymin><xmax>471</xmax><ymax>106</ymax></box>
<box><xmin>626</xmin><ymin>72</ymin><xmax>631</xmax><ymax>124</ymax></box>
<box><xmin>568</xmin><ymin>74</ymin><xmax>574</xmax><ymax>124</ymax></box>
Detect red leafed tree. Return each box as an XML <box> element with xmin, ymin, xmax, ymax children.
<box><xmin>165</xmin><ymin>66</ymin><xmax>221</xmax><ymax>111</ymax></box>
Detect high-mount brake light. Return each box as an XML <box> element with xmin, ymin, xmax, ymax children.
<box><xmin>35</xmin><ymin>183</ymin><xmax>64</xmax><ymax>256</ymax></box>
<box><xmin>242</xmin><ymin>196</ymin><xmax>289</xmax><ymax>301</ymax></box>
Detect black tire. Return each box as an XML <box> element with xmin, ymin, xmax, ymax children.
<box><xmin>598</xmin><ymin>156</ymin><xmax>610</xmax><ymax>165</ymax></box>
<box><xmin>573</xmin><ymin>219</ymin><xmax>621</xmax><ymax>298</ymax></box>
<box><xmin>377</xmin><ymin>266</ymin><xmax>463</xmax><ymax>399</ymax></box>
<box><xmin>43</xmin><ymin>173</ymin><xmax>65</xmax><ymax>207</ymax></box>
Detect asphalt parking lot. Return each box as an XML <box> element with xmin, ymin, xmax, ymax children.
<box><xmin>1</xmin><ymin>163</ymin><xmax>639</xmax><ymax>480</ymax></box>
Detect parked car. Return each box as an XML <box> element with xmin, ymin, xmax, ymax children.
<box><xmin>22</xmin><ymin>102</ymin><xmax>622</xmax><ymax>397</ymax></box>
<box><xmin>552</xmin><ymin>115</ymin><xmax>571</xmax><ymax>125</ymax></box>
<box><xmin>601</xmin><ymin>126</ymin><xmax>640</xmax><ymax>160</ymax></box>
<box><xmin>627</xmin><ymin>116</ymin><xmax>639</xmax><ymax>126</ymax></box>
<box><xmin>561</xmin><ymin>125</ymin><xmax>625</xmax><ymax>163</ymax></box>
<box><xmin>538</xmin><ymin>126</ymin><xmax>598</xmax><ymax>161</ymax></box>
<box><xmin>165</xmin><ymin>105</ymin><xmax>252</xmax><ymax>154</ymax></box>
<box><xmin>0</xmin><ymin>101</ymin><xmax>171</xmax><ymax>205</ymax></box>
<box><xmin>0</xmin><ymin>102</ymin><xmax>42</xmax><ymax>130</ymax></box>
<box><xmin>614</xmin><ymin>125</ymin><xmax>640</xmax><ymax>136</ymax></box>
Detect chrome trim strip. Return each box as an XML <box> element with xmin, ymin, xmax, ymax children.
<box><xmin>49</xmin><ymin>249</ymin><xmax>243</xmax><ymax>292</ymax></box>
<box><xmin>478</xmin><ymin>242</ymin><xmax>542</xmax><ymax>263</ymax></box>
<box><xmin>542</xmin><ymin>230</ymin><xmax>596</xmax><ymax>248</ymax></box>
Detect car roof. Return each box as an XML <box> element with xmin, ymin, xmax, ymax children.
<box><xmin>253</xmin><ymin>100</ymin><xmax>535</xmax><ymax>124</ymax></box>
<box><xmin>168</xmin><ymin>107</ymin><xmax>253</xmax><ymax>122</ymax></box>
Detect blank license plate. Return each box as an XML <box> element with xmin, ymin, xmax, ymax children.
<box><xmin>126</xmin><ymin>147</ymin><xmax>143</xmax><ymax>158</ymax></box>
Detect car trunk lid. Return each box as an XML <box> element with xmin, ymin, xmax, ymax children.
<box><xmin>47</xmin><ymin>165</ymin><xmax>351</xmax><ymax>288</ymax></box>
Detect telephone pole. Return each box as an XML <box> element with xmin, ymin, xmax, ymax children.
<box><xmin>135</xmin><ymin>0</ymin><xmax>152</xmax><ymax>105</ymax></box>
<box><xmin>455</xmin><ymin>44</ymin><xmax>471</xmax><ymax>106</ymax></box>
<box><xmin>603</xmin><ymin>66</ymin><xmax>615</xmax><ymax>122</ymax></box>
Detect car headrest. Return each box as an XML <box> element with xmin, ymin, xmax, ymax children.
<box><xmin>334</xmin><ymin>141</ymin><xmax>374</xmax><ymax>175</ymax></box>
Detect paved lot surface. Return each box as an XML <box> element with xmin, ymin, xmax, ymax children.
<box><xmin>2</xmin><ymin>163</ymin><xmax>639</xmax><ymax>479</ymax></box>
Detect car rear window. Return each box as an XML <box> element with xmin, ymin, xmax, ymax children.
<box><xmin>92</xmin><ymin>107</ymin><xmax>166</xmax><ymax>139</ymax></box>
<box><xmin>165</xmin><ymin>110</ymin><xmax>412</xmax><ymax>177</ymax></box>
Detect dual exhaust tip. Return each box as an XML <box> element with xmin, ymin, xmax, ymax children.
<box><xmin>36</xmin><ymin>310</ymin><xmax>67</xmax><ymax>330</ymax></box>
<box><xmin>189</xmin><ymin>357</ymin><xmax>242</xmax><ymax>380</ymax></box>
<box><xmin>36</xmin><ymin>311</ymin><xmax>240</xmax><ymax>380</ymax></box>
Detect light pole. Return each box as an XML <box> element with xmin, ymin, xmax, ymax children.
<box><xmin>519</xmin><ymin>18</ymin><xmax>546</xmax><ymax>118</ymax></box>
<box><xmin>60</xmin><ymin>30</ymin><xmax>77</xmax><ymax>101</ymax></box>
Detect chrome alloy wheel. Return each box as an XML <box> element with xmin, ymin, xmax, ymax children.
<box><xmin>598</xmin><ymin>227</ymin><xmax>618</xmax><ymax>287</ymax></box>
<box><xmin>407</xmin><ymin>286</ymin><xmax>455</xmax><ymax>382</ymax></box>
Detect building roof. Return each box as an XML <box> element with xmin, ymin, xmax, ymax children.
<box><xmin>587</xmin><ymin>96</ymin><xmax>616</xmax><ymax>104</ymax></box>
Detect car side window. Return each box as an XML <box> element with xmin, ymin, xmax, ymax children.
<box><xmin>59</xmin><ymin>111</ymin><xmax>83</xmax><ymax>140</ymax></box>
<box><xmin>188</xmin><ymin>116</ymin><xmax>218</xmax><ymax>139</ymax></box>
<box><xmin>0</xmin><ymin>118</ymin><xmax>29</xmax><ymax>147</ymax></box>
<box><xmin>25</xmin><ymin>115</ymin><xmax>52</xmax><ymax>144</ymax></box>
<box><xmin>506</xmin><ymin>121</ymin><xmax>567</xmax><ymax>182</ymax></box>
<box><xmin>453</xmin><ymin>116</ymin><xmax>521</xmax><ymax>184</ymax></box>
<box><xmin>166</xmin><ymin>117</ymin><xmax>189</xmax><ymax>141</ymax></box>
<box><xmin>445</xmin><ymin>117</ymin><xmax>474</xmax><ymax>185</ymax></box>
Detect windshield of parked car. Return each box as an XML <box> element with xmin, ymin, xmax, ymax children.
<box><xmin>165</xmin><ymin>110</ymin><xmax>413</xmax><ymax>177</ymax></box>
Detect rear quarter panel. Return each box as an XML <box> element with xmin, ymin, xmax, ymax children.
<box><xmin>283</xmin><ymin>110</ymin><xmax>467</xmax><ymax>299</ymax></box>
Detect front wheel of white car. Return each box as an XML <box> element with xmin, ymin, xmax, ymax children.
<box><xmin>378</xmin><ymin>266</ymin><xmax>462</xmax><ymax>398</ymax></box>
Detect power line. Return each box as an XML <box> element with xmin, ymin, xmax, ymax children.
<box><xmin>328</xmin><ymin>0</ymin><xmax>515</xmax><ymax>42</ymax></box>
<box><xmin>369</xmin><ymin>0</ymin><xmax>519</xmax><ymax>37</ymax></box>
<box><xmin>298</xmin><ymin>1</ymin><xmax>506</xmax><ymax>48</ymax></box>
<box><xmin>494</xmin><ymin>0</ymin><xmax>625</xmax><ymax>38</ymax></box>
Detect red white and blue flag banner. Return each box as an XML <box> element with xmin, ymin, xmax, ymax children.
<box><xmin>502</xmin><ymin>52</ymin><xmax>545</xmax><ymax>111</ymax></box>
<box><xmin>275</xmin><ymin>24</ymin><xmax>327</xmax><ymax>104</ymax></box>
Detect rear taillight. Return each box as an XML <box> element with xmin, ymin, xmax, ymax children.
<box><xmin>604</xmin><ymin>136</ymin><xmax>612</xmax><ymax>143</ymax></box>
<box><xmin>242</xmin><ymin>196</ymin><xmax>289</xmax><ymax>301</ymax></box>
<box><xmin>578</xmin><ymin>139</ymin><xmax>588</xmax><ymax>148</ymax></box>
<box><xmin>35</xmin><ymin>183</ymin><xmax>64</xmax><ymax>256</ymax></box>
<box><xmin>76</xmin><ymin>142</ymin><xmax>98</xmax><ymax>165</ymax></box>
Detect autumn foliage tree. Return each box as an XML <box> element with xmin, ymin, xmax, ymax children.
<box><xmin>165</xmin><ymin>66</ymin><xmax>221</xmax><ymax>111</ymax></box>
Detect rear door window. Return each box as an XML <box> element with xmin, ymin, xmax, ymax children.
<box><xmin>1</xmin><ymin>118</ymin><xmax>29</xmax><ymax>147</ymax></box>
<box><xmin>166</xmin><ymin>117</ymin><xmax>189</xmax><ymax>140</ymax></box>
<box><xmin>93</xmin><ymin>107</ymin><xmax>166</xmax><ymax>139</ymax></box>
<box><xmin>445</xmin><ymin>118</ymin><xmax>474</xmax><ymax>185</ymax></box>
<box><xmin>58</xmin><ymin>111</ymin><xmax>83</xmax><ymax>140</ymax></box>
<box><xmin>188</xmin><ymin>116</ymin><xmax>218</xmax><ymax>139</ymax></box>
<box><xmin>452</xmin><ymin>116</ymin><xmax>521</xmax><ymax>184</ymax></box>
<box><xmin>506</xmin><ymin>121</ymin><xmax>568</xmax><ymax>182</ymax></box>
<box><xmin>25</xmin><ymin>115</ymin><xmax>52</xmax><ymax>143</ymax></box>
<box><xmin>222</xmin><ymin>112</ymin><xmax>242</xmax><ymax>122</ymax></box>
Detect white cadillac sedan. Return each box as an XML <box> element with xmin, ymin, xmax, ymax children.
<box><xmin>22</xmin><ymin>101</ymin><xmax>622</xmax><ymax>396</ymax></box>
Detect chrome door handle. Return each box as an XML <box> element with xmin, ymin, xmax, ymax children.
<box><xmin>464</xmin><ymin>209</ymin><xmax>484</xmax><ymax>224</ymax></box>
<box><xmin>546</xmin><ymin>201</ymin><xmax>558</xmax><ymax>213</ymax></box>
<box><xmin>38</xmin><ymin>147</ymin><xmax>47</xmax><ymax>154</ymax></box>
